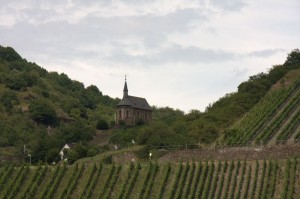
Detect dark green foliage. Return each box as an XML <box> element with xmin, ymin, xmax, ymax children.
<box><xmin>29</xmin><ymin>99</ymin><xmax>57</xmax><ymax>125</ymax></box>
<box><xmin>45</xmin><ymin>148</ymin><xmax>60</xmax><ymax>163</ymax></box>
<box><xmin>284</xmin><ymin>49</ymin><xmax>300</xmax><ymax>65</ymax></box>
<box><xmin>0</xmin><ymin>89</ymin><xmax>18</xmax><ymax>112</ymax></box>
<box><xmin>110</xmin><ymin>127</ymin><xmax>138</xmax><ymax>147</ymax></box>
<box><xmin>137</xmin><ymin>122</ymin><xmax>187</xmax><ymax>146</ymax></box>
<box><xmin>0</xmin><ymin>46</ymin><xmax>117</xmax><ymax>163</ymax></box>
<box><xmin>135</xmin><ymin>118</ymin><xmax>145</xmax><ymax>126</ymax></box>
<box><xmin>87</xmin><ymin>147</ymin><xmax>99</xmax><ymax>157</ymax></box>
<box><xmin>0</xmin><ymin>46</ymin><xmax>22</xmax><ymax>61</ymax></box>
<box><xmin>96</xmin><ymin>118</ymin><xmax>109</xmax><ymax>130</ymax></box>
<box><xmin>57</xmin><ymin>122</ymin><xmax>95</xmax><ymax>143</ymax></box>
<box><xmin>152</xmin><ymin>107</ymin><xmax>184</xmax><ymax>125</ymax></box>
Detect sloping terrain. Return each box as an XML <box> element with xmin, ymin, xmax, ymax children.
<box><xmin>0</xmin><ymin>159</ymin><xmax>299</xmax><ymax>199</ymax></box>
<box><xmin>223</xmin><ymin>69</ymin><xmax>300</xmax><ymax>146</ymax></box>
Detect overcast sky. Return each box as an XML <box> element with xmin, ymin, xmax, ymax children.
<box><xmin>0</xmin><ymin>0</ymin><xmax>299</xmax><ymax>112</ymax></box>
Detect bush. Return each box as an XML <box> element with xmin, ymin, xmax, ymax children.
<box><xmin>29</xmin><ymin>99</ymin><xmax>57</xmax><ymax>125</ymax></box>
<box><xmin>96</xmin><ymin>119</ymin><xmax>109</xmax><ymax>130</ymax></box>
<box><xmin>137</xmin><ymin>122</ymin><xmax>186</xmax><ymax>146</ymax></box>
<box><xmin>45</xmin><ymin>148</ymin><xmax>61</xmax><ymax>164</ymax></box>
<box><xmin>67</xmin><ymin>150</ymin><xmax>80</xmax><ymax>164</ymax></box>
<box><xmin>136</xmin><ymin>119</ymin><xmax>145</xmax><ymax>126</ymax></box>
<box><xmin>109</xmin><ymin>128</ymin><xmax>137</xmax><ymax>147</ymax></box>
<box><xmin>87</xmin><ymin>147</ymin><xmax>98</xmax><ymax>157</ymax></box>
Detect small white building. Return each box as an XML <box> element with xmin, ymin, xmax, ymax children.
<box><xmin>59</xmin><ymin>143</ymin><xmax>74</xmax><ymax>160</ymax></box>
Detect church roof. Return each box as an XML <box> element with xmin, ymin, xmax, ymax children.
<box><xmin>124</xmin><ymin>80</ymin><xmax>128</xmax><ymax>92</ymax></box>
<box><xmin>117</xmin><ymin>95</ymin><xmax>152</xmax><ymax>111</ymax></box>
<box><xmin>117</xmin><ymin>77</ymin><xmax>152</xmax><ymax>111</ymax></box>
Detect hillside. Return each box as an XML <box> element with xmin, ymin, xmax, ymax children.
<box><xmin>0</xmin><ymin>158</ymin><xmax>299</xmax><ymax>199</ymax></box>
<box><xmin>110</xmin><ymin>50</ymin><xmax>300</xmax><ymax>149</ymax></box>
<box><xmin>0</xmin><ymin>46</ymin><xmax>118</xmax><ymax>163</ymax></box>
<box><xmin>223</xmin><ymin>68</ymin><xmax>300</xmax><ymax>146</ymax></box>
<box><xmin>1</xmin><ymin>46</ymin><xmax>300</xmax><ymax>165</ymax></box>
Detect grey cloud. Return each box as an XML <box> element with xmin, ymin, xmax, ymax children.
<box><xmin>247</xmin><ymin>49</ymin><xmax>285</xmax><ymax>58</ymax></box>
<box><xmin>83</xmin><ymin>8</ymin><xmax>207</xmax><ymax>35</ymax></box>
<box><xmin>105</xmin><ymin>45</ymin><xmax>236</xmax><ymax>65</ymax></box>
<box><xmin>105</xmin><ymin>46</ymin><xmax>286</xmax><ymax>66</ymax></box>
<box><xmin>210</xmin><ymin>0</ymin><xmax>247</xmax><ymax>11</ymax></box>
<box><xmin>0</xmin><ymin>7</ymin><xmax>208</xmax><ymax>61</ymax></box>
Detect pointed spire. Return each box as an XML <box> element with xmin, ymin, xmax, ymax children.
<box><xmin>123</xmin><ymin>75</ymin><xmax>128</xmax><ymax>98</ymax></box>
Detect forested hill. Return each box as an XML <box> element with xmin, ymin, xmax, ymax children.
<box><xmin>109</xmin><ymin>49</ymin><xmax>300</xmax><ymax>150</ymax></box>
<box><xmin>0</xmin><ymin>46</ymin><xmax>118</xmax><ymax>162</ymax></box>
<box><xmin>0</xmin><ymin>46</ymin><xmax>300</xmax><ymax>164</ymax></box>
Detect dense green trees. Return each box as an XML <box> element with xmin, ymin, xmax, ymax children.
<box><xmin>284</xmin><ymin>48</ymin><xmax>300</xmax><ymax>65</ymax></box>
<box><xmin>0</xmin><ymin>46</ymin><xmax>116</xmax><ymax>163</ymax></box>
<box><xmin>29</xmin><ymin>99</ymin><xmax>57</xmax><ymax>126</ymax></box>
<box><xmin>137</xmin><ymin>122</ymin><xmax>187</xmax><ymax>146</ymax></box>
<box><xmin>0</xmin><ymin>46</ymin><xmax>22</xmax><ymax>61</ymax></box>
<box><xmin>0</xmin><ymin>89</ymin><xmax>18</xmax><ymax>112</ymax></box>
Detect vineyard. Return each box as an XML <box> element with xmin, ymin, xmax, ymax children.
<box><xmin>223</xmin><ymin>69</ymin><xmax>300</xmax><ymax>146</ymax></box>
<box><xmin>0</xmin><ymin>159</ymin><xmax>299</xmax><ymax>199</ymax></box>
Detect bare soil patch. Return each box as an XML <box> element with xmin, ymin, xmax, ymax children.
<box><xmin>158</xmin><ymin>144</ymin><xmax>300</xmax><ymax>163</ymax></box>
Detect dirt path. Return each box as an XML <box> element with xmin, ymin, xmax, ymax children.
<box><xmin>158</xmin><ymin>144</ymin><xmax>300</xmax><ymax>163</ymax></box>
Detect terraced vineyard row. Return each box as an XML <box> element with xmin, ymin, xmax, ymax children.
<box><xmin>223</xmin><ymin>74</ymin><xmax>300</xmax><ymax>146</ymax></box>
<box><xmin>0</xmin><ymin>159</ymin><xmax>299</xmax><ymax>199</ymax></box>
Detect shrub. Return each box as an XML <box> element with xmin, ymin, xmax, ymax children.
<box><xmin>96</xmin><ymin>119</ymin><xmax>109</xmax><ymax>130</ymax></box>
<box><xmin>87</xmin><ymin>147</ymin><xmax>98</xmax><ymax>157</ymax></box>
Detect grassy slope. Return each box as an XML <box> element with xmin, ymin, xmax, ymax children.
<box><xmin>223</xmin><ymin>69</ymin><xmax>300</xmax><ymax>146</ymax></box>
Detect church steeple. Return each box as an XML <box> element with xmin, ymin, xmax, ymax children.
<box><xmin>123</xmin><ymin>76</ymin><xmax>128</xmax><ymax>98</ymax></box>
